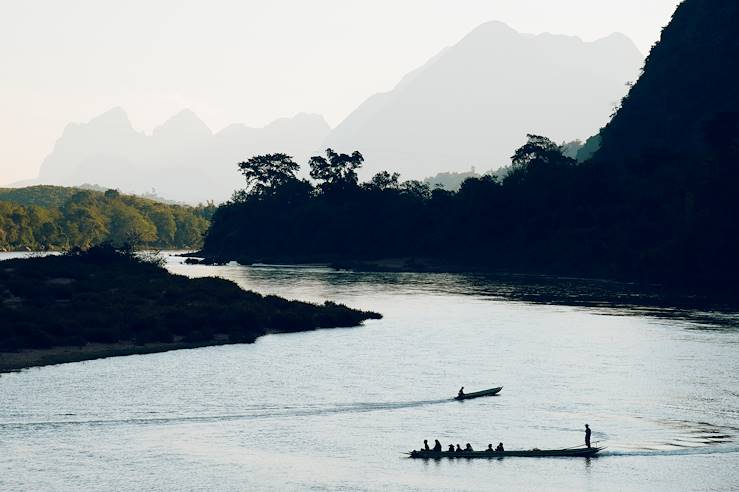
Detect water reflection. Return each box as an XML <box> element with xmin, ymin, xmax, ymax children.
<box><xmin>1</xmin><ymin>253</ymin><xmax>738</xmax><ymax>490</ymax></box>
<box><xmin>167</xmin><ymin>256</ymin><xmax>739</xmax><ymax>330</ymax></box>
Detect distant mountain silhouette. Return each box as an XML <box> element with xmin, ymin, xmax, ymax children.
<box><xmin>594</xmin><ymin>0</ymin><xmax>739</xmax><ymax>162</ymax></box>
<box><xmin>324</xmin><ymin>21</ymin><xmax>643</xmax><ymax>178</ymax></box>
<box><xmin>36</xmin><ymin>109</ymin><xmax>330</xmax><ymax>203</ymax></box>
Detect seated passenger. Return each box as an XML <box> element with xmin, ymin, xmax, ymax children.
<box><xmin>486</xmin><ymin>444</ymin><xmax>494</xmax><ymax>452</ymax></box>
<box><xmin>465</xmin><ymin>443</ymin><xmax>474</xmax><ymax>452</ymax></box>
<box><xmin>424</xmin><ymin>440</ymin><xmax>430</xmax><ymax>451</ymax></box>
<box><xmin>455</xmin><ymin>444</ymin><xmax>463</xmax><ymax>453</ymax></box>
<box><xmin>495</xmin><ymin>442</ymin><xmax>504</xmax><ymax>452</ymax></box>
<box><xmin>458</xmin><ymin>386</ymin><xmax>465</xmax><ymax>398</ymax></box>
<box><xmin>448</xmin><ymin>444</ymin><xmax>455</xmax><ymax>452</ymax></box>
<box><xmin>433</xmin><ymin>440</ymin><xmax>442</xmax><ymax>452</ymax></box>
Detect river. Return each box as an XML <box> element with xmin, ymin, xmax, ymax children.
<box><xmin>1</xmin><ymin>253</ymin><xmax>738</xmax><ymax>490</ymax></box>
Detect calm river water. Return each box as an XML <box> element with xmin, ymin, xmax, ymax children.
<box><xmin>1</xmin><ymin>253</ymin><xmax>738</xmax><ymax>491</ymax></box>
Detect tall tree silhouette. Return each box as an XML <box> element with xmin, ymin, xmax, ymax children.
<box><xmin>309</xmin><ymin>149</ymin><xmax>364</xmax><ymax>193</ymax></box>
<box><xmin>237</xmin><ymin>153</ymin><xmax>300</xmax><ymax>199</ymax></box>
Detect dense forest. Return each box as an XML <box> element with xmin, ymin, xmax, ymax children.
<box><xmin>202</xmin><ymin>0</ymin><xmax>739</xmax><ymax>290</ymax></box>
<box><xmin>0</xmin><ymin>244</ymin><xmax>379</xmax><ymax>369</ymax></box>
<box><xmin>0</xmin><ymin>186</ymin><xmax>214</xmax><ymax>251</ymax></box>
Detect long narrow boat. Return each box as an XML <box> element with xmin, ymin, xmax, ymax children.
<box><xmin>454</xmin><ymin>386</ymin><xmax>503</xmax><ymax>400</ymax></box>
<box><xmin>408</xmin><ymin>447</ymin><xmax>603</xmax><ymax>459</ymax></box>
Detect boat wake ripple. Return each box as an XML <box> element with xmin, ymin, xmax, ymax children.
<box><xmin>0</xmin><ymin>398</ymin><xmax>454</xmax><ymax>430</ymax></box>
<box><xmin>599</xmin><ymin>419</ymin><xmax>736</xmax><ymax>457</ymax></box>
<box><xmin>601</xmin><ymin>444</ymin><xmax>739</xmax><ymax>457</ymax></box>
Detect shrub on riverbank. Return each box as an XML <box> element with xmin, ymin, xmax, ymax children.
<box><xmin>0</xmin><ymin>245</ymin><xmax>380</xmax><ymax>354</ymax></box>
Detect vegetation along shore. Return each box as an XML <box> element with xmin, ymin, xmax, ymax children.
<box><xmin>0</xmin><ymin>185</ymin><xmax>215</xmax><ymax>251</ymax></box>
<box><xmin>0</xmin><ymin>244</ymin><xmax>381</xmax><ymax>372</ymax></box>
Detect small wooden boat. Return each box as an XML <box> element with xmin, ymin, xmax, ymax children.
<box><xmin>407</xmin><ymin>446</ymin><xmax>603</xmax><ymax>459</ymax></box>
<box><xmin>454</xmin><ymin>386</ymin><xmax>502</xmax><ymax>400</ymax></box>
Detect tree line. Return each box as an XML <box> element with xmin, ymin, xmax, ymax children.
<box><xmin>0</xmin><ymin>186</ymin><xmax>214</xmax><ymax>251</ymax></box>
<box><xmin>202</xmin><ymin>117</ymin><xmax>739</xmax><ymax>290</ymax></box>
<box><xmin>202</xmin><ymin>0</ymin><xmax>739</xmax><ymax>290</ymax></box>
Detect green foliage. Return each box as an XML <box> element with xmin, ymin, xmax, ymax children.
<box><xmin>0</xmin><ymin>185</ymin><xmax>88</xmax><ymax>208</ymax></box>
<box><xmin>0</xmin><ymin>186</ymin><xmax>210</xmax><ymax>251</ymax></box>
<box><xmin>0</xmin><ymin>245</ymin><xmax>380</xmax><ymax>353</ymax></box>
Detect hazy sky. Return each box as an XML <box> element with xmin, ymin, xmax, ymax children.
<box><xmin>0</xmin><ymin>0</ymin><xmax>682</xmax><ymax>184</ymax></box>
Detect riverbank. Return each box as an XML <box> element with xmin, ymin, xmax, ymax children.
<box><xmin>0</xmin><ymin>246</ymin><xmax>381</xmax><ymax>372</ymax></box>
<box><xmin>0</xmin><ymin>340</ymin><xmax>231</xmax><ymax>373</ymax></box>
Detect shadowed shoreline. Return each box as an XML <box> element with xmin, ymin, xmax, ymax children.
<box><xmin>0</xmin><ymin>246</ymin><xmax>381</xmax><ymax>372</ymax></box>
<box><xmin>0</xmin><ymin>340</ymin><xmax>233</xmax><ymax>373</ymax></box>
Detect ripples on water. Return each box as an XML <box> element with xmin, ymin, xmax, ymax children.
<box><xmin>1</xmin><ymin>252</ymin><xmax>738</xmax><ymax>491</ymax></box>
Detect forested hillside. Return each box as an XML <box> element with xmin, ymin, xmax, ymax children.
<box><xmin>0</xmin><ymin>185</ymin><xmax>94</xmax><ymax>208</ymax></box>
<box><xmin>595</xmin><ymin>0</ymin><xmax>739</xmax><ymax>162</ymax></box>
<box><xmin>0</xmin><ymin>186</ymin><xmax>214</xmax><ymax>250</ymax></box>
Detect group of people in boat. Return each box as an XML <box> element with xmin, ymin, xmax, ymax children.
<box><xmin>415</xmin><ymin>424</ymin><xmax>593</xmax><ymax>455</ymax></box>
<box><xmin>417</xmin><ymin>439</ymin><xmax>505</xmax><ymax>454</ymax></box>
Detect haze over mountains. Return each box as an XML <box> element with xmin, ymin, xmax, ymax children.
<box><xmin>324</xmin><ymin>21</ymin><xmax>644</xmax><ymax>178</ymax></box>
<box><xmin>35</xmin><ymin>109</ymin><xmax>330</xmax><ymax>203</ymax></box>
<box><xmin>28</xmin><ymin>21</ymin><xmax>643</xmax><ymax>203</ymax></box>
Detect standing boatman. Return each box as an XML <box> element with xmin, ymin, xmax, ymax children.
<box><xmin>585</xmin><ymin>424</ymin><xmax>592</xmax><ymax>448</ymax></box>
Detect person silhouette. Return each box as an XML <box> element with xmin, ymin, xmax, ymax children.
<box><xmin>448</xmin><ymin>444</ymin><xmax>455</xmax><ymax>452</ymax></box>
<box><xmin>433</xmin><ymin>439</ymin><xmax>442</xmax><ymax>452</ymax></box>
<box><xmin>585</xmin><ymin>424</ymin><xmax>592</xmax><ymax>448</ymax></box>
<box><xmin>424</xmin><ymin>439</ymin><xmax>430</xmax><ymax>451</ymax></box>
<box><xmin>458</xmin><ymin>386</ymin><xmax>465</xmax><ymax>398</ymax></box>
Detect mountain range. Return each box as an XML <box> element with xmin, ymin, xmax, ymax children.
<box><xmin>323</xmin><ymin>21</ymin><xmax>644</xmax><ymax>178</ymax></box>
<box><xmin>35</xmin><ymin>109</ymin><xmax>330</xmax><ymax>203</ymax></box>
<box><xmin>25</xmin><ymin>21</ymin><xmax>643</xmax><ymax>202</ymax></box>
